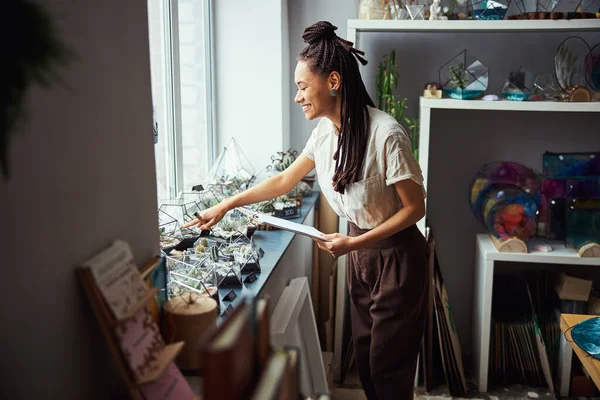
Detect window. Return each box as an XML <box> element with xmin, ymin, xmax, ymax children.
<box><xmin>147</xmin><ymin>0</ymin><xmax>215</xmax><ymax>201</ymax></box>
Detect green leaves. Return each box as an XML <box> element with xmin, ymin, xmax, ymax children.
<box><xmin>1</xmin><ymin>0</ymin><xmax>76</xmax><ymax>179</ymax></box>
<box><xmin>375</xmin><ymin>50</ymin><xmax>419</xmax><ymax>161</ymax></box>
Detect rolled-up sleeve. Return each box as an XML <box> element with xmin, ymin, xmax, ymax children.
<box><xmin>384</xmin><ymin>130</ymin><xmax>425</xmax><ymax>191</ymax></box>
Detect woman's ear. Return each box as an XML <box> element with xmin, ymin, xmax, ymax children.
<box><xmin>329</xmin><ymin>71</ymin><xmax>341</xmax><ymax>91</ymax></box>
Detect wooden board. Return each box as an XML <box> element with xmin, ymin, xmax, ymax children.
<box><xmin>578</xmin><ymin>243</ymin><xmax>600</xmax><ymax>258</ymax></box>
<box><xmin>490</xmin><ymin>235</ymin><xmax>527</xmax><ymax>253</ymax></box>
<box><xmin>560</xmin><ymin>314</ymin><xmax>600</xmax><ymax>391</ymax></box>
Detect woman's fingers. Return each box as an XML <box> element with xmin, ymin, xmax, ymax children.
<box><xmin>314</xmin><ymin>240</ymin><xmax>335</xmax><ymax>258</ymax></box>
<box><xmin>181</xmin><ymin>218</ymin><xmax>201</xmax><ymax>229</ymax></box>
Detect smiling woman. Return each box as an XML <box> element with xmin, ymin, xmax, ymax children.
<box><xmin>183</xmin><ymin>21</ymin><xmax>428</xmax><ymax>400</ymax></box>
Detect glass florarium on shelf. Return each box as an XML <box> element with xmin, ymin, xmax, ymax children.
<box><xmin>158</xmin><ymin>209</ymin><xmax>183</xmax><ymax>250</ymax></box>
<box><xmin>439</xmin><ymin>50</ymin><xmax>489</xmax><ymax>100</ymax></box>
<box><xmin>203</xmin><ymin>137</ymin><xmax>256</xmax><ymax>199</ymax></box>
<box><xmin>468</xmin><ymin>0</ymin><xmax>511</xmax><ymax>19</ymax></box>
<box><xmin>501</xmin><ymin>66</ymin><xmax>535</xmax><ymax>101</ymax></box>
<box><xmin>165</xmin><ymin>255</ymin><xmax>219</xmax><ymax>304</ymax></box>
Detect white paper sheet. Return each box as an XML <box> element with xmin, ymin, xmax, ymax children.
<box><xmin>237</xmin><ymin>208</ymin><xmax>330</xmax><ymax>241</ymax></box>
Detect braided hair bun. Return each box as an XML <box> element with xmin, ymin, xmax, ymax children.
<box><xmin>298</xmin><ymin>21</ymin><xmax>374</xmax><ymax>193</ymax></box>
<box><xmin>302</xmin><ymin>21</ymin><xmax>337</xmax><ymax>44</ymax></box>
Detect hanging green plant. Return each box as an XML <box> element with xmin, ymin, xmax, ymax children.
<box><xmin>1</xmin><ymin>0</ymin><xmax>76</xmax><ymax>179</ymax></box>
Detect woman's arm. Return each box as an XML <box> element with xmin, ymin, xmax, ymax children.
<box><xmin>225</xmin><ymin>154</ymin><xmax>315</xmax><ymax>209</ymax></box>
<box><xmin>316</xmin><ymin>179</ymin><xmax>425</xmax><ymax>257</ymax></box>
<box><xmin>183</xmin><ymin>155</ymin><xmax>315</xmax><ymax>230</ymax></box>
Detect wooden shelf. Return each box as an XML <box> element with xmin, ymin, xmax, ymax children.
<box><xmin>560</xmin><ymin>314</ymin><xmax>600</xmax><ymax>391</ymax></box>
<box><xmin>113</xmin><ymin>287</ymin><xmax>160</xmax><ymax>325</ymax></box>
<box><xmin>477</xmin><ymin>234</ymin><xmax>600</xmax><ymax>265</ymax></box>
<box><xmin>137</xmin><ymin>341</ymin><xmax>185</xmax><ymax>385</ymax></box>
<box><xmin>348</xmin><ymin>19</ymin><xmax>600</xmax><ymax>32</ymax></box>
<box><xmin>420</xmin><ymin>97</ymin><xmax>600</xmax><ymax>113</ymax></box>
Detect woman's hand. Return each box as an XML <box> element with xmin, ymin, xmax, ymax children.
<box><xmin>313</xmin><ymin>233</ymin><xmax>357</xmax><ymax>259</ymax></box>
<box><xmin>181</xmin><ymin>201</ymin><xmax>230</xmax><ymax>231</ymax></box>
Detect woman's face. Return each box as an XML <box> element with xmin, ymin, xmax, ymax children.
<box><xmin>294</xmin><ymin>60</ymin><xmax>338</xmax><ymax>121</ymax></box>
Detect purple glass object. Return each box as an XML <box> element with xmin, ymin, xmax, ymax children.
<box><xmin>470</xmin><ymin>162</ymin><xmax>541</xmax><ymax>221</ymax></box>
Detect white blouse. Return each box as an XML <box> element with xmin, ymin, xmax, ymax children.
<box><xmin>302</xmin><ymin>106</ymin><xmax>426</xmax><ymax>230</ymax></box>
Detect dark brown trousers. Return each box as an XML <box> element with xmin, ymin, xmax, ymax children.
<box><xmin>347</xmin><ymin>223</ymin><xmax>429</xmax><ymax>400</ymax></box>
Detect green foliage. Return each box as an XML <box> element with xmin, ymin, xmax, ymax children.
<box><xmin>2</xmin><ymin>0</ymin><xmax>76</xmax><ymax>178</ymax></box>
<box><xmin>375</xmin><ymin>50</ymin><xmax>420</xmax><ymax>161</ymax></box>
<box><xmin>449</xmin><ymin>63</ymin><xmax>468</xmax><ymax>89</ymax></box>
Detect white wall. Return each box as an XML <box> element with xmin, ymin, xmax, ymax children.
<box><xmin>214</xmin><ymin>0</ymin><xmax>291</xmax><ymax>172</ymax></box>
<box><xmin>288</xmin><ymin>0</ymin><xmax>358</xmax><ymax>154</ymax></box>
<box><xmin>0</xmin><ymin>1</ymin><xmax>158</xmax><ymax>398</ymax></box>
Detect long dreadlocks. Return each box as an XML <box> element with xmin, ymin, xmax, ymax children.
<box><xmin>299</xmin><ymin>21</ymin><xmax>375</xmax><ymax>194</ymax></box>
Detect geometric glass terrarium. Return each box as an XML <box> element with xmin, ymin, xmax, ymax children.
<box><xmin>468</xmin><ymin>0</ymin><xmax>512</xmax><ymax>19</ymax></box>
<box><xmin>501</xmin><ymin>66</ymin><xmax>535</xmax><ymax>101</ymax></box>
<box><xmin>203</xmin><ymin>137</ymin><xmax>256</xmax><ymax>197</ymax></box>
<box><xmin>405</xmin><ymin>3</ymin><xmax>426</xmax><ymax>20</ymax></box>
<box><xmin>159</xmin><ymin>198</ymin><xmax>204</xmax><ymax>227</ymax></box>
<box><xmin>158</xmin><ymin>209</ymin><xmax>183</xmax><ymax>250</ymax></box>
<box><xmin>532</xmin><ymin>74</ymin><xmax>558</xmax><ymax>101</ymax></box>
<box><xmin>439</xmin><ymin>50</ymin><xmax>489</xmax><ymax>100</ymax></box>
<box><xmin>204</xmin><ymin>242</ymin><xmax>243</xmax><ymax>288</ymax></box>
<box><xmin>165</xmin><ymin>255</ymin><xmax>219</xmax><ymax>304</ymax></box>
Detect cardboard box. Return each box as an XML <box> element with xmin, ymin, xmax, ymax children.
<box><xmin>555</xmin><ymin>272</ymin><xmax>593</xmax><ymax>302</ymax></box>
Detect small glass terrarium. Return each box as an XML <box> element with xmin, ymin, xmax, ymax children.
<box><xmin>468</xmin><ymin>0</ymin><xmax>511</xmax><ymax>19</ymax></box>
<box><xmin>159</xmin><ymin>199</ymin><xmax>203</xmax><ymax>227</ymax></box>
<box><xmin>203</xmin><ymin>138</ymin><xmax>256</xmax><ymax>196</ymax></box>
<box><xmin>531</xmin><ymin>74</ymin><xmax>558</xmax><ymax>101</ymax></box>
<box><xmin>230</xmin><ymin>236</ymin><xmax>262</xmax><ymax>274</ymax></box>
<box><xmin>212</xmin><ymin>260</ymin><xmax>243</xmax><ymax>288</ymax></box>
<box><xmin>211</xmin><ymin>211</ymin><xmax>255</xmax><ymax>239</ymax></box>
<box><xmin>165</xmin><ymin>255</ymin><xmax>219</xmax><ymax>304</ymax></box>
<box><xmin>439</xmin><ymin>50</ymin><xmax>489</xmax><ymax>100</ymax></box>
<box><xmin>158</xmin><ymin>209</ymin><xmax>183</xmax><ymax>250</ymax></box>
<box><xmin>501</xmin><ymin>67</ymin><xmax>535</xmax><ymax>101</ymax></box>
<box><xmin>203</xmin><ymin>243</ymin><xmax>243</xmax><ymax>288</ymax></box>
<box><xmin>405</xmin><ymin>2</ymin><xmax>426</xmax><ymax>19</ymax></box>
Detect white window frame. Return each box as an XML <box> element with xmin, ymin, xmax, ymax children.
<box><xmin>155</xmin><ymin>0</ymin><xmax>216</xmax><ymax>198</ymax></box>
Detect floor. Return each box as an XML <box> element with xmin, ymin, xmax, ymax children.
<box><xmin>329</xmin><ymin>366</ymin><xmax>561</xmax><ymax>400</ymax></box>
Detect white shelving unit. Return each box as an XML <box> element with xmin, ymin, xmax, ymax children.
<box><xmin>421</xmin><ymin>96</ymin><xmax>600</xmax><ymax>394</ymax></box>
<box><xmin>347</xmin><ymin>19</ymin><xmax>600</xmax><ymax>45</ymax></box>
<box><xmin>333</xmin><ymin>18</ymin><xmax>600</xmax><ymax>386</ymax></box>
<box><xmin>474</xmin><ymin>234</ymin><xmax>600</xmax><ymax>394</ymax></box>
<box><xmin>420</xmin><ymin>97</ymin><xmax>600</xmax><ymax>112</ymax></box>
